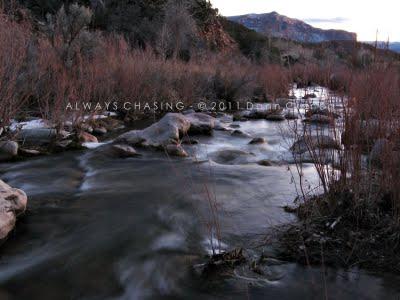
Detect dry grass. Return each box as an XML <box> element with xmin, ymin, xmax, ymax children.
<box><xmin>281</xmin><ymin>63</ymin><xmax>400</xmax><ymax>273</ymax></box>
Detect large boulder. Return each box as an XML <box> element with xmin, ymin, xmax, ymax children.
<box><xmin>291</xmin><ymin>135</ymin><xmax>341</xmax><ymax>154</ymax></box>
<box><xmin>185</xmin><ymin>113</ymin><xmax>216</xmax><ymax>135</ymax></box>
<box><xmin>0</xmin><ymin>141</ymin><xmax>18</xmax><ymax>162</ymax></box>
<box><xmin>0</xmin><ymin>180</ymin><xmax>27</xmax><ymax>240</ymax></box>
<box><xmin>115</xmin><ymin>113</ymin><xmax>191</xmax><ymax>155</ymax></box>
<box><xmin>114</xmin><ymin>113</ymin><xmax>217</xmax><ymax>157</ymax></box>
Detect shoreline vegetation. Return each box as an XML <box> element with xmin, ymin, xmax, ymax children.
<box><xmin>1</xmin><ymin>0</ymin><xmax>400</xmax><ymax>279</ymax></box>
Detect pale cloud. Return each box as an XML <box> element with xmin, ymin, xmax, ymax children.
<box><xmin>304</xmin><ymin>17</ymin><xmax>349</xmax><ymax>24</ymax></box>
<box><xmin>210</xmin><ymin>0</ymin><xmax>400</xmax><ymax>41</ymax></box>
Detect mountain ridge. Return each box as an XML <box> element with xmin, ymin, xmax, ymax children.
<box><xmin>228</xmin><ymin>11</ymin><xmax>357</xmax><ymax>43</ymax></box>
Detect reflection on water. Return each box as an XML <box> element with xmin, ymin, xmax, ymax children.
<box><xmin>0</xmin><ymin>87</ymin><xmax>399</xmax><ymax>299</ymax></box>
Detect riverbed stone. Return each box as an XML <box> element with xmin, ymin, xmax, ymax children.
<box><xmin>0</xmin><ymin>141</ymin><xmax>18</xmax><ymax>162</ymax></box>
<box><xmin>305</xmin><ymin>107</ymin><xmax>340</xmax><ymax>119</ymax></box>
<box><xmin>79</xmin><ymin>132</ymin><xmax>98</xmax><ymax>143</ymax></box>
<box><xmin>233</xmin><ymin>111</ymin><xmax>251</xmax><ymax>121</ymax></box>
<box><xmin>185</xmin><ymin>113</ymin><xmax>216</xmax><ymax>135</ymax></box>
<box><xmin>258</xmin><ymin>159</ymin><xmax>274</xmax><ymax>166</ymax></box>
<box><xmin>111</xmin><ymin>144</ymin><xmax>140</xmax><ymax>158</ymax></box>
<box><xmin>249</xmin><ymin>137</ymin><xmax>266</xmax><ymax>145</ymax></box>
<box><xmin>291</xmin><ymin>135</ymin><xmax>341</xmax><ymax>154</ymax></box>
<box><xmin>231</xmin><ymin>130</ymin><xmax>251</xmax><ymax>138</ymax></box>
<box><xmin>304</xmin><ymin>114</ymin><xmax>332</xmax><ymax>125</ymax></box>
<box><xmin>0</xmin><ymin>180</ymin><xmax>27</xmax><ymax>240</ymax></box>
<box><xmin>166</xmin><ymin>144</ymin><xmax>188</xmax><ymax>157</ymax></box>
<box><xmin>209</xmin><ymin>149</ymin><xmax>255</xmax><ymax>165</ymax></box>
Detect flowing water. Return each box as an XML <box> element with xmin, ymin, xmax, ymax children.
<box><xmin>0</xmin><ymin>87</ymin><xmax>399</xmax><ymax>299</ymax></box>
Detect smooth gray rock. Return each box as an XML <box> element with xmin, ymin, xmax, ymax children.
<box><xmin>231</xmin><ymin>130</ymin><xmax>251</xmax><ymax>138</ymax></box>
<box><xmin>0</xmin><ymin>141</ymin><xmax>18</xmax><ymax>161</ymax></box>
<box><xmin>209</xmin><ymin>149</ymin><xmax>255</xmax><ymax>165</ymax></box>
<box><xmin>116</xmin><ymin>113</ymin><xmax>191</xmax><ymax>148</ymax></box>
<box><xmin>185</xmin><ymin>113</ymin><xmax>216</xmax><ymax>135</ymax></box>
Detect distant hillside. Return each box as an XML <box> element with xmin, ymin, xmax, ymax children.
<box><xmin>363</xmin><ymin>41</ymin><xmax>400</xmax><ymax>53</ymax></box>
<box><xmin>228</xmin><ymin>11</ymin><xmax>357</xmax><ymax>43</ymax></box>
<box><xmin>389</xmin><ymin>43</ymin><xmax>400</xmax><ymax>53</ymax></box>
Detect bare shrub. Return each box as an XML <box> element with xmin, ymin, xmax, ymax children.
<box><xmin>0</xmin><ymin>10</ymin><xmax>32</xmax><ymax>128</ymax></box>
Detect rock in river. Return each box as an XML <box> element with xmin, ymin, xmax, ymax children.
<box><xmin>185</xmin><ymin>113</ymin><xmax>216</xmax><ymax>135</ymax></box>
<box><xmin>166</xmin><ymin>144</ymin><xmax>188</xmax><ymax>157</ymax></box>
<box><xmin>0</xmin><ymin>141</ymin><xmax>18</xmax><ymax>162</ymax></box>
<box><xmin>116</xmin><ymin>113</ymin><xmax>191</xmax><ymax>149</ymax></box>
<box><xmin>111</xmin><ymin>144</ymin><xmax>140</xmax><ymax>158</ymax></box>
<box><xmin>249</xmin><ymin>137</ymin><xmax>266</xmax><ymax>145</ymax></box>
<box><xmin>209</xmin><ymin>149</ymin><xmax>255</xmax><ymax>165</ymax></box>
<box><xmin>0</xmin><ymin>180</ymin><xmax>27</xmax><ymax>240</ymax></box>
<box><xmin>115</xmin><ymin>113</ymin><xmax>219</xmax><ymax>156</ymax></box>
<box><xmin>303</xmin><ymin>114</ymin><xmax>332</xmax><ymax>125</ymax></box>
<box><xmin>291</xmin><ymin>135</ymin><xmax>340</xmax><ymax>154</ymax></box>
<box><xmin>231</xmin><ymin>130</ymin><xmax>251</xmax><ymax>138</ymax></box>
<box><xmin>79</xmin><ymin>132</ymin><xmax>99</xmax><ymax>143</ymax></box>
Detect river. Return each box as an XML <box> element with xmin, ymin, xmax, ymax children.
<box><xmin>0</xmin><ymin>87</ymin><xmax>399</xmax><ymax>299</ymax></box>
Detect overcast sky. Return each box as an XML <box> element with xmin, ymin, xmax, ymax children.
<box><xmin>210</xmin><ymin>0</ymin><xmax>400</xmax><ymax>41</ymax></box>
